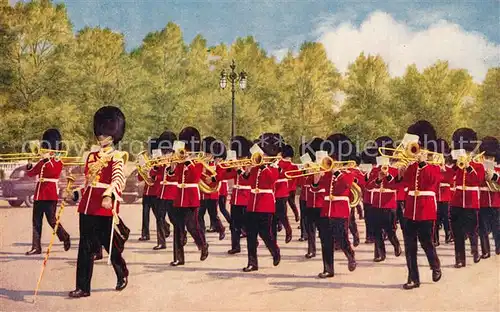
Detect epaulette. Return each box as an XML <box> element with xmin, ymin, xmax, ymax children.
<box><xmin>112</xmin><ymin>151</ymin><xmax>129</xmax><ymax>164</ymax></box>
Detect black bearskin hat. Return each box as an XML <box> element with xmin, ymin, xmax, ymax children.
<box><xmin>435</xmin><ymin>138</ymin><xmax>450</xmax><ymax>155</ymax></box>
<box><xmin>202</xmin><ymin>136</ymin><xmax>217</xmax><ymax>154</ymax></box>
<box><xmin>360</xmin><ymin>148</ymin><xmax>376</xmax><ymax>165</ymax></box>
<box><xmin>273</xmin><ymin>133</ymin><xmax>285</xmax><ymax>153</ymax></box>
<box><xmin>307</xmin><ymin>137</ymin><xmax>324</xmax><ymax>162</ymax></box>
<box><xmin>93</xmin><ymin>106</ymin><xmax>126</xmax><ymax>145</ymax></box>
<box><xmin>479</xmin><ymin>136</ymin><xmax>499</xmax><ymax>157</ymax></box>
<box><xmin>231</xmin><ymin>136</ymin><xmax>251</xmax><ymax>158</ymax></box>
<box><xmin>324</xmin><ymin>133</ymin><xmax>355</xmax><ymax>161</ymax></box>
<box><xmin>374</xmin><ymin>136</ymin><xmax>394</xmax><ymax>156</ymax></box>
<box><xmin>282</xmin><ymin>144</ymin><xmax>294</xmax><ymax>158</ymax></box>
<box><xmin>407</xmin><ymin>120</ymin><xmax>438</xmax><ymax>151</ymax></box>
<box><xmin>179</xmin><ymin>127</ymin><xmax>201</xmax><ymax>152</ymax></box>
<box><xmin>257</xmin><ymin>133</ymin><xmax>280</xmax><ymax>157</ymax></box>
<box><xmin>147</xmin><ymin>137</ymin><xmax>158</xmax><ymax>155</ymax></box>
<box><xmin>452</xmin><ymin>128</ymin><xmax>478</xmax><ymax>152</ymax></box>
<box><xmin>41</xmin><ymin>128</ymin><xmax>62</xmax><ymax>150</ymax></box>
<box><xmin>212</xmin><ymin>140</ymin><xmax>227</xmax><ymax>159</ymax></box>
<box><xmin>158</xmin><ymin>131</ymin><xmax>176</xmax><ymax>154</ymax></box>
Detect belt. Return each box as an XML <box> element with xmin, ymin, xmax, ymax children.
<box><xmin>455</xmin><ymin>186</ymin><xmax>480</xmax><ymax>191</ymax></box>
<box><xmin>90</xmin><ymin>182</ymin><xmax>110</xmax><ymax>189</ymax></box>
<box><xmin>251</xmin><ymin>189</ymin><xmax>274</xmax><ymax>194</ymax></box>
<box><xmin>276</xmin><ymin>179</ymin><xmax>288</xmax><ymax>183</ymax></box>
<box><xmin>37</xmin><ymin>178</ymin><xmax>59</xmax><ymax>183</ymax></box>
<box><xmin>160</xmin><ymin>181</ymin><xmax>178</xmax><ymax>186</ymax></box>
<box><xmin>323</xmin><ymin>195</ymin><xmax>350</xmax><ymax>202</ymax></box>
<box><xmin>440</xmin><ymin>183</ymin><xmax>450</xmax><ymax>187</ymax></box>
<box><xmin>371</xmin><ymin>188</ymin><xmax>397</xmax><ymax>193</ymax></box>
<box><xmin>178</xmin><ymin>183</ymin><xmax>198</xmax><ymax>188</ymax></box>
<box><xmin>479</xmin><ymin>187</ymin><xmax>490</xmax><ymax>191</ymax></box>
<box><xmin>234</xmin><ymin>185</ymin><xmax>251</xmax><ymax>190</ymax></box>
<box><xmin>408</xmin><ymin>190</ymin><xmax>436</xmax><ymax>197</ymax></box>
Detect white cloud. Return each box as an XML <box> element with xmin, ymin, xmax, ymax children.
<box><xmin>317</xmin><ymin>11</ymin><xmax>500</xmax><ymax>82</ymax></box>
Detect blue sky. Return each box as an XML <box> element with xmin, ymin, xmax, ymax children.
<box><xmin>9</xmin><ymin>0</ymin><xmax>500</xmax><ymax>81</ymax></box>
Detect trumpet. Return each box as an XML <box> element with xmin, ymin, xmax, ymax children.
<box><xmin>457</xmin><ymin>152</ymin><xmax>485</xmax><ymax>170</ymax></box>
<box><xmin>285</xmin><ymin>157</ymin><xmax>356</xmax><ymax>179</ymax></box>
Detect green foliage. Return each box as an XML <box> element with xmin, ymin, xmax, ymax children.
<box><xmin>0</xmin><ymin>0</ymin><xmax>498</xmax><ymax>155</ymax></box>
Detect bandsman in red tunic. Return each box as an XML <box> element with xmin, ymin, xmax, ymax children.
<box><xmin>398</xmin><ymin>120</ymin><xmax>442</xmax><ymax>290</ymax></box>
<box><xmin>348</xmin><ymin>154</ymin><xmax>363</xmax><ymax>247</ymax></box>
<box><xmin>168</xmin><ymin>127</ymin><xmax>209</xmax><ymax>266</ymax></box>
<box><xmin>360</xmin><ymin>148</ymin><xmax>377</xmax><ymax>244</ymax></box>
<box><xmin>478</xmin><ymin>136</ymin><xmax>499</xmax><ymax>258</ymax></box>
<box><xmin>302</xmin><ymin>138</ymin><xmax>325</xmax><ymax>258</ymax></box>
<box><xmin>25</xmin><ymin>129</ymin><xmax>71</xmax><ymax>255</ymax></box>
<box><xmin>241</xmin><ymin>133</ymin><xmax>281</xmax><ymax>272</ymax></box>
<box><xmin>450</xmin><ymin>128</ymin><xmax>485</xmax><ymax>267</ymax></box>
<box><xmin>217</xmin><ymin>144</ymin><xmax>232</xmax><ymax>228</ymax></box>
<box><xmin>68</xmin><ymin>106</ymin><xmax>129</xmax><ymax>298</ymax></box>
<box><xmin>366</xmin><ymin>136</ymin><xmax>402</xmax><ymax>262</ymax></box>
<box><xmin>434</xmin><ymin>138</ymin><xmax>454</xmax><ymax>245</ymax></box>
<box><xmin>297</xmin><ymin>141</ymin><xmax>311</xmax><ymax>242</ymax></box>
<box><xmin>312</xmin><ymin>133</ymin><xmax>357</xmax><ymax>278</ymax></box>
<box><xmin>198</xmin><ymin>136</ymin><xmax>225</xmax><ymax>240</ymax></box>
<box><xmin>283</xmin><ymin>145</ymin><xmax>300</xmax><ymax>224</ymax></box>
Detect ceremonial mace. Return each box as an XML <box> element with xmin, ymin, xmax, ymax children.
<box><xmin>33</xmin><ymin>172</ymin><xmax>75</xmax><ymax>301</ymax></box>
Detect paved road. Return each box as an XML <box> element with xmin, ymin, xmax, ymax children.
<box><xmin>1</xmin><ymin>202</ymin><xmax>499</xmax><ymax>311</ymax></box>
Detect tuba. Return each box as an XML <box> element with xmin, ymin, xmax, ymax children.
<box><xmin>197</xmin><ymin>159</ymin><xmax>220</xmax><ymax>194</ymax></box>
<box><xmin>136</xmin><ymin>151</ymin><xmax>154</xmax><ymax>186</ymax></box>
<box><xmin>350</xmin><ymin>182</ymin><xmax>362</xmax><ymax>208</ymax></box>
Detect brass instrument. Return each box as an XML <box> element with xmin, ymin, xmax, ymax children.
<box><xmin>198</xmin><ymin>160</ymin><xmax>219</xmax><ymax>194</ymax></box>
<box><xmin>457</xmin><ymin>152</ymin><xmax>485</xmax><ymax>170</ymax></box>
<box><xmin>350</xmin><ymin>182</ymin><xmax>362</xmax><ymax>208</ymax></box>
<box><xmin>60</xmin><ymin>156</ymin><xmax>85</xmax><ymax>166</ymax></box>
<box><xmin>136</xmin><ymin>151</ymin><xmax>154</xmax><ymax>186</ymax></box>
<box><xmin>0</xmin><ymin>141</ymin><xmax>68</xmax><ymax>162</ymax></box>
<box><xmin>218</xmin><ymin>158</ymin><xmax>250</xmax><ymax>169</ymax></box>
<box><xmin>379</xmin><ymin>142</ymin><xmax>444</xmax><ymax>166</ymax></box>
<box><xmin>284</xmin><ymin>157</ymin><xmax>356</xmax><ymax>179</ymax></box>
<box><xmin>250</xmin><ymin>152</ymin><xmax>282</xmax><ymax>166</ymax></box>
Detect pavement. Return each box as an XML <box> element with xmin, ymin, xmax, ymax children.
<box><xmin>0</xmin><ymin>201</ymin><xmax>499</xmax><ymax>312</ymax></box>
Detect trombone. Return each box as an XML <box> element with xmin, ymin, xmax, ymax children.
<box><xmin>218</xmin><ymin>152</ymin><xmax>281</xmax><ymax>169</ymax></box>
<box><xmin>457</xmin><ymin>152</ymin><xmax>485</xmax><ymax>170</ymax></box>
<box><xmin>60</xmin><ymin>156</ymin><xmax>85</xmax><ymax>166</ymax></box>
<box><xmin>379</xmin><ymin>142</ymin><xmax>444</xmax><ymax>167</ymax></box>
<box><xmin>285</xmin><ymin>156</ymin><xmax>356</xmax><ymax>179</ymax></box>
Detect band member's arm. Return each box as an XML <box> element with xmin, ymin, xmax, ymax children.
<box><xmin>26</xmin><ymin>159</ymin><xmax>45</xmax><ymax>177</ymax></box>
<box><xmin>102</xmin><ymin>152</ymin><xmax>126</xmax><ymax>201</ymax></box>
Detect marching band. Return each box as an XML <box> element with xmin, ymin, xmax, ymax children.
<box><xmin>12</xmin><ymin>106</ymin><xmax>500</xmax><ymax>297</ymax></box>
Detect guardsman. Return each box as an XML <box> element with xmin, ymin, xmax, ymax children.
<box><xmin>297</xmin><ymin>142</ymin><xmax>310</xmax><ymax>242</ymax></box>
<box><xmin>348</xmin><ymin>155</ymin><xmax>363</xmax><ymax>247</ymax></box>
<box><xmin>450</xmin><ymin>128</ymin><xmax>485</xmax><ymax>267</ymax></box>
<box><xmin>303</xmin><ymin>138</ymin><xmax>325</xmax><ymax>258</ymax></box>
<box><xmin>366</xmin><ymin>136</ymin><xmax>402</xmax><ymax>262</ymax></box>
<box><xmin>68</xmin><ymin>106</ymin><xmax>129</xmax><ymax>298</ymax></box>
<box><xmin>241</xmin><ymin>133</ymin><xmax>281</xmax><ymax>272</ymax></box>
<box><xmin>360</xmin><ymin>148</ymin><xmax>376</xmax><ymax>244</ymax></box>
<box><xmin>312</xmin><ymin>133</ymin><xmax>357</xmax><ymax>278</ymax></box>
<box><xmin>199</xmin><ymin>136</ymin><xmax>225</xmax><ymax>240</ymax></box>
<box><xmin>273</xmin><ymin>138</ymin><xmax>294</xmax><ymax>244</ymax></box>
<box><xmin>398</xmin><ymin>120</ymin><xmax>442</xmax><ymax>290</ymax></box>
<box><xmin>217</xmin><ymin>145</ymin><xmax>232</xmax><ymax>227</ymax></box>
<box><xmin>168</xmin><ymin>127</ymin><xmax>209</xmax><ymax>266</ymax></box>
<box><xmin>25</xmin><ymin>129</ymin><xmax>71</xmax><ymax>255</ymax></box>
<box><xmin>478</xmin><ymin>136</ymin><xmax>499</xmax><ymax>258</ymax></box>
<box><xmin>435</xmin><ymin>138</ymin><xmax>454</xmax><ymax>245</ymax></box>
<box><xmin>222</xmin><ymin>136</ymin><xmax>252</xmax><ymax>254</ymax></box>
<box><xmin>283</xmin><ymin>145</ymin><xmax>300</xmax><ymax>223</ymax></box>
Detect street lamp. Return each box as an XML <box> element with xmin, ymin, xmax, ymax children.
<box><xmin>219</xmin><ymin>59</ymin><xmax>247</xmax><ymax>139</ymax></box>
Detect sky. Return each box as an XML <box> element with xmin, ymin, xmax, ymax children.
<box><xmin>8</xmin><ymin>0</ymin><xmax>500</xmax><ymax>81</ymax></box>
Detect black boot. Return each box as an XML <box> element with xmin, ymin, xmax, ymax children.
<box><xmin>68</xmin><ymin>289</ymin><xmax>90</xmax><ymax>298</ymax></box>
<box><xmin>403</xmin><ymin>280</ymin><xmax>420</xmax><ymax>290</ymax></box>
<box><xmin>318</xmin><ymin>271</ymin><xmax>334</xmax><ymax>278</ymax></box>
<box><xmin>63</xmin><ymin>238</ymin><xmax>71</xmax><ymax>251</ymax></box>
<box><xmin>432</xmin><ymin>269</ymin><xmax>442</xmax><ymax>282</ymax></box>
<box><xmin>243</xmin><ymin>265</ymin><xmax>258</xmax><ymax>272</ymax></box>
<box><xmin>25</xmin><ymin>248</ymin><xmax>41</xmax><ymax>255</ymax></box>
<box><xmin>200</xmin><ymin>244</ymin><xmax>209</xmax><ymax>261</ymax></box>
<box><xmin>116</xmin><ymin>277</ymin><xmax>128</xmax><ymax>291</ymax></box>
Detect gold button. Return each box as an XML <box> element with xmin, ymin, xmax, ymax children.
<box><xmin>255</xmin><ymin>188</ymin><xmax>259</xmax><ymax>193</ymax></box>
<box><xmin>330</xmin><ymin>195</ymin><xmax>335</xmax><ymax>200</ymax></box>
<box><xmin>415</xmin><ymin>190</ymin><xmax>420</xmax><ymax>196</ymax></box>
<box><xmin>180</xmin><ymin>183</ymin><xmax>185</xmax><ymax>188</ymax></box>
<box><xmin>40</xmin><ymin>178</ymin><xmax>45</xmax><ymax>182</ymax></box>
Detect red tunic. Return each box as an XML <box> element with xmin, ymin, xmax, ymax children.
<box><xmin>200</xmin><ymin>161</ymin><xmax>219</xmax><ymax>200</ymax></box>
<box><xmin>75</xmin><ymin>149</ymin><xmax>126</xmax><ymax>216</ymax></box>
<box><xmin>366</xmin><ymin>166</ymin><xmax>398</xmax><ymax>209</ymax></box>
<box><xmin>313</xmin><ymin>171</ymin><xmax>354</xmax><ymax>219</ymax></box>
<box><xmin>438</xmin><ymin>165</ymin><xmax>455</xmax><ymax>202</ymax></box>
<box><xmin>401</xmin><ymin>162</ymin><xmax>442</xmax><ymax>221</ymax></box>
<box><xmin>451</xmin><ymin>162</ymin><xmax>485</xmax><ymax>209</ymax></box>
<box><xmin>306</xmin><ymin>175</ymin><xmax>325</xmax><ymax>209</ymax></box>
<box><xmin>157</xmin><ymin>166</ymin><xmax>178</xmax><ymax>200</ymax></box>
<box><xmin>299</xmin><ymin>176</ymin><xmax>310</xmax><ymax>202</ymax></box>
<box><xmin>219</xmin><ymin>180</ymin><xmax>228</xmax><ymax>197</ymax></box>
<box><xmin>27</xmin><ymin>158</ymin><xmax>63</xmax><ymax>201</ymax></box>
<box><xmin>274</xmin><ymin>159</ymin><xmax>294</xmax><ymax>199</ymax></box>
<box><xmin>246</xmin><ymin>165</ymin><xmax>279</xmax><ymax>213</ymax></box>
<box><xmin>138</xmin><ymin>168</ymin><xmax>159</xmax><ymax>197</ymax></box>
<box><xmin>222</xmin><ymin>169</ymin><xmax>251</xmax><ymax>206</ymax></box>
<box><xmin>171</xmin><ymin>162</ymin><xmax>203</xmax><ymax>208</ymax></box>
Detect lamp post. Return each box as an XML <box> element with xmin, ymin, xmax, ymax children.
<box><xmin>219</xmin><ymin>59</ymin><xmax>247</xmax><ymax>139</ymax></box>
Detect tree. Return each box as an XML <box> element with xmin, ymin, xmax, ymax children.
<box><xmin>472</xmin><ymin>68</ymin><xmax>500</xmax><ymax>138</ymax></box>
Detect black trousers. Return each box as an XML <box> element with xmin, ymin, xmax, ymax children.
<box><xmin>273</xmin><ymin>198</ymin><xmax>292</xmax><ymax>241</ymax></box>
<box><xmin>199</xmin><ymin>199</ymin><xmax>225</xmax><ymax>234</ymax></box>
<box><xmin>349</xmin><ymin>207</ymin><xmax>359</xmax><ymax>242</ymax></box>
<box><xmin>172</xmin><ymin>207</ymin><xmax>206</xmax><ymax>263</ymax></box>
<box><xmin>364</xmin><ymin>204</ymin><xmax>375</xmax><ymax>240</ymax></box>
<box><xmin>299</xmin><ymin>200</ymin><xmax>308</xmax><ymax>239</ymax></box>
<box><xmin>396</xmin><ymin>200</ymin><xmax>406</xmax><ymax>232</ymax></box>
<box><xmin>435</xmin><ymin>202</ymin><xmax>451</xmax><ymax>243</ymax></box>
<box><xmin>373</xmin><ymin>208</ymin><xmax>400</xmax><ymax>258</ymax></box>
<box><xmin>319</xmin><ymin>217</ymin><xmax>355</xmax><ymax>274</ymax></box>
<box><xmin>246</xmin><ymin>212</ymin><xmax>279</xmax><ymax>267</ymax></box>
<box><xmin>218</xmin><ymin>195</ymin><xmax>232</xmax><ymax>224</ymax></box>
<box><xmin>305</xmin><ymin>208</ymin><xmax>321</xmax><ymax>254</ymax></box>
<box><xmin>450</xmin><ymin>207</ymin><xmax>479</xmax><ymax>265</ymax></box>
<box><xmin>230</xmin><ymin>205</ymin><xmax>246</xmax><ymax>251</ymax></box>
<box><xmin>403</xmin><ymin>219</ymin><xmax>440</xmax><ymax>284</ymax></box>
<box><xmin>153</xmin><ymin>199</ymin><xmax>172</xmax><ymax>246</ymax></box>
<box><xmin>31</xmin><ymin>200</ymin><xmax>69</xmax><ymax>250</ymax></box>
<box><xmin>76</xmin><ymin>213</ymin><xmax>128</xmax><ymax>293</ymax></box>
<box><xmin>141</xmin><ymin>195</ymin><xmax>154</xmax><ymax>238</ymax></box>
<box><xmin>287</xmin><ymin>190</ymin><xmax>299</xmax><ymax>220</ymax></box>
<box><xmin>479</xmin><ymin>207</ymin><xmax>500</xmax><ymax>255</ymax></box>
